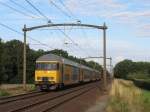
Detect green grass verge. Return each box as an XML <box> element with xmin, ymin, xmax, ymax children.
<box><xmin>108</xmin><ymin>97</ymin><xmax>129</xmax><ymax>112</ymax></box>
<box><xmin>0</xmin><ymin>90</ymin><xmax>10</xmax><ymax>96</ymax></box>
<box><xmin>141</xmin><ymin>90</ymin><xmax>150</xmax><ymax>111</ymax></box>
<box><xmin>0</xmin><ymin>84</ymin><xmax>36</xmax><ymax>97</ymax></box>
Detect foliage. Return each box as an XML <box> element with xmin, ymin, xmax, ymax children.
<box><xmin>114</xmin><ymin>59</ymin><xmax>150</xmax><ymax>79</ymax></box>
<box><xmin>0</xmin><ymin>39</ymin><xmax>46</xmax><ymax>84</ymax></box>
<box><xmin>127</xmin><ymin>72</ymin><xmax>150</xmax><ymax>80</ymax></box>
<box><xmin>1</xmin><ymin>40</ymin><xmax>24</xmax><ymax>83</ymax></box>
<box><xmin>141</xmin><ymin>90</ymin><xmax>150</xmax><ymax>110</ymax></box>
<box><xmin>133</xmin><ymin>79</ymin><xmax>150</xmax><ymax>90</ymax></box>
<box><xmin>114</xmin><ymin>60</ymin><xmax>134</xmax><ymax>78</ymax></box>
<box><xmin>0</xmin><ymin>38</ymin><xmax>102</xmax><ymax>84</ymax></box>
<box><xmin>0</xmin><ymin>89</ymin><xmax>10</xmax><ymax>96</ymax></box>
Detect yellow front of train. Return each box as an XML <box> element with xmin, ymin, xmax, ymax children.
<box><xmin>35</xmin><ymin>61</ymin><xmax>60</xmax><ymax>90</ymax></box>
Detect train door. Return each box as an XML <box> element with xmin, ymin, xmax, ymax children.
<box><xmin>58</xmin><ymin>62</ymin><xmax>63</xmax><ymax>84</ymax></box>
<box><xmin>79</xmin><ymin>68</ymin><xmax>83</xmax><ymax>82</ymax></box>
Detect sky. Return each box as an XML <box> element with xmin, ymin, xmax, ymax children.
<box><xmin>0</xmin><ymin>0</ymin><xmax>150</xmax><ymax>67</ymax></box>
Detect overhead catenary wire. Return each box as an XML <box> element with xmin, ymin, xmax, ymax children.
<box><xmin>0</xmin><ymin>18</ymin><xmax>47</xmax><ymax>21</ymax></box>
<box><xmin>0</xmin><ymin>0</ymin><xmax>103</xmax><ymax>67</ymax></box>
<box><xmin>63</xmin><ymin>26</ymin><xmax>80</xmax><ymax>56</ymax></box>
<box><xmin>9</xmin><ymin>0</ymin><xmax>40</xmax><ymax>17</ymax></box>
<box><xmin>0</xmin><ymin>1</ymin><xmax>35</xmax><ymax>18</ymax></box>
<box><xmin>48</xmin><ymin>1</ymin><xmax>90</xmax><ymax>56</ymax></box>
<box><xmin>80</xmin><ymin>27</ymin><xmax>94</xmax><ymax>56</ymax></box>
<box><xmin>24</xmin><ymin>0</ymin><xmax>51</xmax><ymax>22</ymax></box>
<box><xmin>23</xmin><ymin>0</ymin><xmax>90</xmax><ymax>56</ymax></box>
<box><xmin>62</xmin><ymin>26</ymin><xmax>90</xmax><ymax>57</ymax></box>
<box><xmin>24</xmin><ymin>0</ymin><xmax>77</xmax><ymax>49</ymax></box>
<box><xmin>63</xmin><ymin>27</ymin><xmax>91</xmax><ymax>57</ymax></box>
<box><xmin>48</xmin><ymin>24</ymin><xmax>91</xmax><ymax>56</ymax></box>
<box><xmin>58</xmin><ymin>0</ymin><xmax>77</xmax><ymax>20</ymax></box>
<box><xmin>49</xmin><ymin>0</ymin><xmax>72</xmax><ymax>19</ymax></box>
<box><xmin>0</xmin><ymin>22</ymin><xmax>54</xmax><ymax>49</ymax></box>
<box><xmin>0</xmin><ymin>23</ymin><xmax>23</xmax><ymax>35</ymax></box>
<box><xmin>0</xmin><ymin>1</ymin><xmax>57</xmax><ymax>50</ymax></box>
<box><xmin>25</xmin><ymin>0</ymin><xmax>79</xmax><ymax>47</ymax></box>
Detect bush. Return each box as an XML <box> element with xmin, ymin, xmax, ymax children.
<box><xmin>133</xmin><ymin>79</ymin><xmax>150</xmax><ymax>90</ymax></box>
<box><xmin>127</xmin><ymin>72</ymin><xmax>150</xmax><ymax>80</ymax></box>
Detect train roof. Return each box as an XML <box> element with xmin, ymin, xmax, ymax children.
<box><xmin>36</xmin><ymin>53</ymin><xmax>100</xmax><ymax>72</ymax></box>
<box><xmin>36</xmin><ymin>53</ymin><xmax>80</xmax><ymax>67</ymax></box>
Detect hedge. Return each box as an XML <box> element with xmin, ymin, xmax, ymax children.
<box><xmin>132</xmin><ymin>79</ymin><xmax>150</xmax><ymax>90</ymax></box>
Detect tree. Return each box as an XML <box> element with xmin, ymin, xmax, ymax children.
<box><xmin>48</xmin><ymin>49</ymin><xmax>69</xmax><ymax>58</ymax></box>
<box><xmin>87</xmin><ymin>61</ymin><xmax>102</xmax><ymax>71</ymax></box>
<box><xmin>1</xmin><ymin>40</ymin><xmax>24</xmax><ymax>83</ymax></box>
<box><xmin>114</xmin><ymin>59</ymin><xmax>150</xmax><ymax>79</ymax></box>
<box><xmin>114</xmin><ymin>59</ymin><xmax>134</xmax><ymax>78</ymax></box>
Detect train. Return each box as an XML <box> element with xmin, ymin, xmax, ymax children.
<box><xmin>35</xmin><ymin>53</ymin><xmax>102</xmax><ymax>90</ymax></box>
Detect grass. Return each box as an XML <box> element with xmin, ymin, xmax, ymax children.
<box><xmin>106</xmin><ymin>79</ymin><xmax>150</xmax><ymax>112</ymax></box>
<box><xmin>0</xmin><ymin>84</ymin><xmax>35</xmax><ymax>97</ymax></box>
<box><xmin>141</xmin><ymin>90</ymin><xmax>150</xmax><ymax>111</ymax></box>
<box><xmin>0</xmin><ymin>89</ymin><xmax>10</xmax><ymax>96</ymax></box>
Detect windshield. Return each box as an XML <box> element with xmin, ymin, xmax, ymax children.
<box><xmin>36</xmin><ymin>63</ymin><xmax>59</xmax><ymax>70</ymax></box>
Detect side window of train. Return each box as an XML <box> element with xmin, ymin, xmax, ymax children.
<box><xmin>63</xmin><ymin>65</ymin><xmax>70</xmax><ymax>81</ymax></box>
<box><xmin>72</xmin><ymin>66</ymin><xmax>78</xmax><ymax>81</ymax></box>
<box><xmin>64</xmin><ymin>74</ymin><xmax>69</xmax><ymax>81</ymax></box>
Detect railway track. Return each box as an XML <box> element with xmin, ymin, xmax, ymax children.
<box><xmin>42</xmin><ymin>87</ymin><xmax>93</xmax><ymax>112</ymax></box>
<box><xmin>0</xmin><ymin>81</ymin><xmax>100</xmax><ymax>112</ymax></box>
<box><xmin>0</xmin><ymin>91</ymin><xmax>48</xmax><ymax>105</ymax></box>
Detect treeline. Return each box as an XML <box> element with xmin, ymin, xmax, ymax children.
<box><xmin>114</xmin><ymin>59</ymin><xmax>150</xmax><ymax>90</ymax></box>
<box><xmin>0</xmin><ymin>39</ymin><xmax>102</xmax><ymax>84</ymax></box>
<box><xmin>114</xmin><ymin>59</ymin><xmax>150</xmax><ymax>79</ymax></box>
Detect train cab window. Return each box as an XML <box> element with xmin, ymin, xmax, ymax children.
<box><xmin>36</xmin><ymin>63</ymin><xmax>59</xmax><ymax>70</ymax></box>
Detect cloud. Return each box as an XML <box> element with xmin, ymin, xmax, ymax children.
<box><xmin>115</xmin><ymin>56</ymin><xmax>125</xmax><ymax>63</ymax></box>
<box><xmin>105</xmin><ymin>10</ymin><xmax>150</xmax><ymax>19</ymax></box>
<box><xmin>136</xmin><ymin>24</ymin><xmax>150</xmax><ymax>37</ymax></box>
<box><xmin>103</xmin><ymin>10</ymin><xmax>150</xmax><ymax>25</ymax></box>
<box><xmin>65</xmin><ymin>0</ymin><xmax>125</xmax><ymax>16</ymax></box>
<box><xmin>64</xmin><ymin>0</ymin><xmax>149</xmax><ymax>24</ymax></box>
<box><xmin>108</xmin><ymin>39</ymin><xmax>134</xmax><ymax>50</ymax></box>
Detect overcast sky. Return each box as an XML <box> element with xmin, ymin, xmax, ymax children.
<box><xmin>0</xmin><ymin>0</ymin><xmax>150</xmax><ymax>67</ymax></box>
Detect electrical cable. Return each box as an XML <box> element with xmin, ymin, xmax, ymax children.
<box><xmin>9</xmin><ymin>0</ymin><xmax>39</xmax><ymax>17</ymax></box>
<box><xmin>0</xmin><ymin>1</ymin><xmax>35</xmax><ymax>18</ymax></box>
<box><xmin>25</xmin><ymin>0</ymin><xmax>51</xmax><ymax>22</ymax></box>
<box><xmin>0</xmin><ymin>22</ymin><xmax>54</xmax><ymax>49</ymax></box>
<box><xmin>49</xmin><ymin>0</ymin><xmax>72</xmax><ymax>19</ymax></box>
<box><xmin>58</xmin><ymin>0</ymin><xmax>77</xmax><ymax>20</ymax></box>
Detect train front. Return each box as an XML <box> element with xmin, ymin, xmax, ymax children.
<box><xmin>35</xmin><ymin>61</ymin><xmax>60</xmax><ymax>90</ymax></box>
